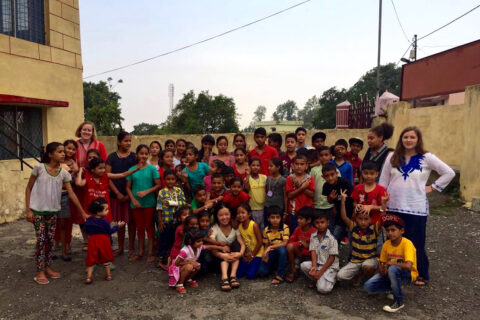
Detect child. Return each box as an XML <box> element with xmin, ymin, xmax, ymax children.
<box><xmin>280</xmin><ymin>133</ymin><xmax>297</xmax><ymax>176</ymax></box>
<box><xmin>197</xmin><ymin>211</ymin><xmax>214</xmax><ymax>274</ymax></box>
<box><xmin>209</xmin><ymin>203</ymin><xmax>245</xmax><ymax>291</ymax></box>
<box><xmin>236</xmin><ymin>203</ymin><xmax>264</xmax><ymax>279</ymax></box>
<box><xmin>351</xmin><ymin>161</ymin><xmax>388</xmax><ymax>225</ymax></box>
<box><xmin>268</xmin><ymin>133</ymin><xmax>285</xmax><ymax>157</ymax></box>
<box><xmin>249</xmin><ymin>127</ymin><xmax>278</xmax><ymax>176</ymax></box>
<box><xmin>285</xmin><ymin>207</ymin><xmax>316</xmax><ymax>283</ymax></box>
<box><xmin>168</xmin><ymin>206</ymin><xmax>191</xmax><ymax>267</ymax></box>
<box><xmin>334</xmin><ymin>139</ymin><xmax>353</xmax><ymax>184</ymax></box>
<box><xmin>168</xmin><ymin>229</ymin><xmax>205</xmax><ymax>294</ymax></box>
<box><xmin>158</xmin><ymin>149</ymin><xmax>175</xmax><ymax>189</ymax></box>
<box><xmin>306</xmin><ymin>149</ymin><xmax>320</xmax><ymax>169</ymax></box>
<box><xmin>337</xmin><ymin>189</ymin><xmax>384</xmax><ymax>285</ymax></box>
<box><xmin>204</xmin><ymin>159</ymin><xmax>224</xmax><ymax>193</ymax></box>
<box><xmin>285</xmin><ymin>154</ymin><xmax>315</xmax><ymax>232</ymax></box>
<box><xmin>244</xmin><ymin>157</ymin><xmax>267</xmax><ymax>229</ymax></box>
<box><xmin>157</xmin><ymin>169</ymin><xmax>187</xmax><ymax>267</ymax></box>
<box><xmin>175</xmin><ymin>164</ymin><xmax>190</xmax><ymax>202</ymax></box>
<box><xmin>222</xmin><ymin>177</ymin><xmax>250</xmax><ymax>212</ymax></box>
<box><xmin>174</xmin><ymin>139</ymin><xmax>187</xmax><ymax>167</ymax></box>
<box><xmin>346</xmin><ymin>137</ymin><xmax>364</xmax><ymax>185</ymax></box>
<box><xmin>257</xmin><ymin>206</ymin><xmax>289</xmax><ymax>284</ymax></box>
<box><xmin>221</xmin><ymin>165</ymin><xmax>235</xmax><ymax>189</ymax></box>
<box><xmin>300</xmin><ymin>210</ymin><xmax>339</xmax><ymax>293</ymax></box>
<box><xmin>295</xmin><ymin>127</ymin><xmax>314</xmax><ymax>150</ymax></box>
<box><xmin>312</xmin><ymin>131</ymin><xmax>326</xmax><ymax>150</ymax></box>
<box><xmin>310</xmin><ymin>146</ymin><xmax>337</xmax><ymax>218</ymax></box>
<box><xmin>208</xmin><ymin>173</ymin><xmax>226</xmax><ymax>201</ymax></box>
<box><xmin>126</xmin><ymin>144</ymin><xmax>161</xmax><ymax>262</ymax></box>
<box><xmin>106</xmin><ymin>131</ymin><xmax>137</xmax><ymax>256</ymax></box>
<box><xmin>209</xmin><ymin>136</ymin><xmax>235</xmax><ymax>167</ymax></box>
<box><xmin>25</xmin><ymin>142</ymin><xmax>87</xmax><ymax>285</ymax></box>
<box><xmin>364</xmin><ymin>215</ymin><xmax>418</xmax><ymax>313</ymax></box>
<box><xmin>233</xmin><ymin>147</ymin><xmax>249</xmax><ymax>180</ymax></box>
<box><xmin>265</xmin><ymin>158</ymin><xmax>287</xmax><ymax>220</ymax></box>
<box><xmin>164</xmin><ymin>139</ymin><xmax>176</xmax><ymax>153</ymax></box>
<box><xmin>232</xmin><ymin>133</ymin><xmax>248</xmax><ymax>152</ymax></box>
<box><xmin>84</xmin><ymin>198</ymin><xmax>125</xmax><ymax>284</ymax></box>
<box><xmin>197</xmin><ymin>211</ymin><xmax>212</xmax><ymax>237</ymax></box>
<box><xmin>191</xmin><ymin>185</ymin><xmax>215</xmax><ymax>216</ymax></box>
<box><xmin>183</xmin><ymin>146</ymin><xmax>210</xmax><ymax>196</ymax></box>
<box><xmin>197</xmin><ymin>135</ymin><xmax>216</xmax><ymax>163</ymax></box>
<box><xmin>147</xmin><ymin>141</ymin><xmax>162</xmax><ymax>170</ymax></box>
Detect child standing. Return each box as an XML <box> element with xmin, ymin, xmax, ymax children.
<box><xmin>300</xmin><ymin>210</ymin><xmax>339</xmax><ymax>294</ymax></box>
<box><xmin>265</xmin><ymin>158</ymin><xmax>287</xmax><ymax>213</ymax></box>
<box><xmin>197</xmin><ymin>135</ymin><xmax>216</xmax><ymax>163</ymax></box>
<box><xmin>204</xmin><ymin>159</ymin><xmax>224</xmax><ymax>193</ymax></box>
<box><xmin>158</xmin><ymin>150</ymin><xmax>175</xmax><ymax>189</ymax></box>
<box><xmin>164</xmin><ymin>139</ymin><xmax>176</xmax><ymax>153</ymax></box>
<box><xmin>209</xmin><ymin>136</ymin><xmax>235</xmax><ymax>167</ymax></box>
<box><xmin>346</xmin><ymin>137</ymin><xmax>364</xmax><ymax>185</ymax></box>
<box><xmin>126</xmin><ymin>144</ymin><xmax>161</xmax><ymax>262</ymax></box>
<box><xmin>285</xmin><ymin>207</ymin><xmax>316</xmax><ymax>283</ymax></box>
<box><xmin>268</xmin><ymin>133</ymin><xmax>285</xmax><ymax>158</ymax></box>
<box><xmin>311</xmin><ymin>131</ymin><xmax>326</xmax><ymax>150</ymax></box>
<box><xmin>334</xmin><ymin>139</ymin><xmax>354</xmax><ymax>184</ymax></box>
<box><xmin>236</xmin><ymin>203</ymin><xmax>264</xmax><ymax>279</ymax></box>
<box><xmin>280</xmin><ymin>133</ymin><xmax>297</xmax><ymax>176</ymax></box>
<box><xmin>295</xmin><ymin>127</ymin><xmax>314</xmax><ymax>150</ymax></box>
<box><xmin>157</xmin><ymin>169</ymin><xmax>187</xmax><ymax>267</ymax></box>
<box><xmin>244</xmin><ymin>158</ymin><xmax>267</xmax><ymax>230</ymax></box>
<box><xmin>233</xmin><ymin>147</ymin><xmax>249</xmax><ymax>180</ymax></box>
<box><xmin>183</xmin><ymin>146</ymin><xmax>210</xmax><ymax>196</ymax></box>
<box><xmin>285</xmin><ymin>154</ymin><xmax>315</xmax><ymax>233</ymax></box>
<box><xmin>191</xmin><ymin>186</ymin><xmax>215</xmax><ymax>216</ymax></box>
<box><xmin>221</xmin><ymin>166</ymin><xmax>235</xmax><ymax>189</ymax></box>
<box><xmin>208</xmin><ymin>173</ymin><xmax>226</xmax><ymax>201</ymax></box>
<box><xmin>222</xmin><ymin>178</ymin><xmax>250</xmax><ymax>212</ymax></box>
<box><xmin>147</xmin><ymin>141</ymin><xmax>162</xmax><ymax>170</ymax></box>
<box><xmin>364</xmin><ymin>215</ymin><xmax>418</xmax><ymax>313</ymax></box>
<box><xmin>249</xmin><ymin>127</ymin><xmax>278</xmax><ymax>176</ymax></box>
<box><xmin>174</xmin><ymin>139</ymin><xmax>187</xmax><ymax>167</ymax></box>
<box><xmin>257</xmin><ymin>206</ymin><xmax>289</xmax><ymax>284</ymax></box>
<box><xmin>25</xmin><ymin>142</ymin><xmax>87</xmax><ymax>285</ymax></box>
<box><xmin>232</xmin><ymin>133</ymin><xmax>248</xmax><ymax>152</ymax></box>
<box><xmin>84</xmin><ymin>198</ymin><xmax>125</xmax><ymax>284</ymax></box>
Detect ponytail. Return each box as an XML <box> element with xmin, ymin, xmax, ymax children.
<box><xmin>41</xmin><ymin>142</ymin><xmax>62</xmax><ymax>163</ymax></box>
<box><xmin>370</xmin><ymin>123</ymin><xmax>394</xmax><ymax>142</ymax></box>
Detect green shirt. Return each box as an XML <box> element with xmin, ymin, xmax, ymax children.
<box><xmin>126</xmin><ymin>164</ymin><xmax>160</xmax><ymax>208</ymax></box>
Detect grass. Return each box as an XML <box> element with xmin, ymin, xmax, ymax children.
<box><xmin>429</xmin><ymin>198</ymin><xmax>463</xmax><ymax>216</ymax></box>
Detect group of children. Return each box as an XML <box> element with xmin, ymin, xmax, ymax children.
<box><xmin>25</xmin><ymin>126</ymin><xmax>418</xmax><ymax>313</ymax></box>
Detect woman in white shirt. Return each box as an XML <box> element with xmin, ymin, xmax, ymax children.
<box><xmin>379</xmin><ymin>127</ymin><xmax>455</xmax><ymax>286</ymax></box>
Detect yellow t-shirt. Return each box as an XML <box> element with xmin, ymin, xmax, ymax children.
<box><xmin>239</xmin><ymin>220</ymin><xmax>264</xmax><ymax>257</ymax></box>
<box><xmin>248</xmin><ymin>174</ymin><xmax>266</xmax><ymax>210</ymax></box>
<box><xmin>380</xmin><ymin>237</ymin><xmax>418</xmax><ymax>282</ymax></box>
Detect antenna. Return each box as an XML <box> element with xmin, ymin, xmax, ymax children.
<box><xmin>168</xmin><ymin>84</ymin><xmax>174</xmax><ymax>114</ymax></box>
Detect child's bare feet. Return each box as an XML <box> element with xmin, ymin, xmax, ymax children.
<box><xmin>308</xmin><ymin>281</ymin><xmax>315</xmax><ymax>288</ymax></box>
<box><xmin>147</xmin><ymin>256</ymin><xmax>155</xmax><ymax>263</ymax></box>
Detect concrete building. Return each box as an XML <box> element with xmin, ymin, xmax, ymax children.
<box><xmin>0</xmin><ymin>0</ymin><xmax>84</xmax><ymax>222</ymax></box>
<box><xmin>254</xmin><ymin>120</ymin><xmax>304</xmax><ymax>132</ymax></box>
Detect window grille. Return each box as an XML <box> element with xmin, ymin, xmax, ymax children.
<box><xmin>0</xmin><ymin>0</ymin><xmax>45</xmax><ymax>44</ymax></box>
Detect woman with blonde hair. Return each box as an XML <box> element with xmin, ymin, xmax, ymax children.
<box><xmin>74</xmin><ymin>121</ymin><xmax>108</xmax><ymax>168</ymax></box>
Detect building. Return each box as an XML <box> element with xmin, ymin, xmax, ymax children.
<box><xmin>253</xmin><ymin>120</ymin><xmax>304</xmax><ymax>132</ymax></box>
<box><xmin>0</xmin><ymin>0</ymin><xmax>84</xmax><ymax>223</ymax></box>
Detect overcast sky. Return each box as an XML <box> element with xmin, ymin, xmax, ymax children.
<box><xmin>80</xmin><ymin>0</ymin><xmax>479</xmax><ymax>130</ymax></box>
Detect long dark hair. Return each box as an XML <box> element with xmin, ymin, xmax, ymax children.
<box><xmin>41</xmin><ymin>142</ymin><xmax>63</xmax><ymax>163</ymax></box>
<box><xmin>213</xmin><ymin>203</ymin><xmax>231</xmax><ymax>225</ymax></box>
<box><xmin>390</xmin><ymin>126</ymin><xmax>427</xmax><ymax>168</ymax></box>
<box><xmin>198</xmin><ymin>135</ymin><xmax>215</xmax><ymax>162</ymax></box>
<box><xmin>117</xmin><ymin>131</ymin><xmax>131</xmax><ymax>150</ymax></box>
<box><xmin>269</xmin><ymin>157</ymin><xmax>284</xmax><ymax>175</ymax></box>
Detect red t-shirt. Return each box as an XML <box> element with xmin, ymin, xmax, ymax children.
<box><xmin>83</xmin><ymin>170</ymin><xmax>112</xmax><ymax>222</ymax></box>
<box><xmin>157</xmin><ymin>167</ymin><xmax>167</xmax><ymax>190</ymax></box>
<box><xmin>210</xmin><ymin>189</ymin><xmax>226</xmax><ymax>200</ymax></box>
<box><xmin>233</xmin><ymin>164</ymin><xmax>247</xmax><ymax>181</ymax></box>
<box><xmin>285</xmin><ymin>175</ymin><xmax>315</xmax><ymax>215</ymax></box>
<box><xmin>249</xmin><ymin>145</ymin><xmax>278</xmax><ymax>176</ymax></box>
<box><xmin>346</xmin><ymin>151</ymin><xmax>362</xmax><ymax>185</ymax></box>
<box><xmin>280</xmin><ymin>152</ymin><xmax>295</xmax><ymax>176</ymax></box>
<box><xmin>289</xmin><ymin>226</ymin><xmax>317</xmax><ymax>256</ymax></box>
<box><xmin>223</xmin><ymin>191</ymin><xmax>250</xmax><ymax>210</ymax></box>
<box><xmin>351</xmin><ymin>184</ymin><xmax>389</xmax><ymax>224</ymax></box>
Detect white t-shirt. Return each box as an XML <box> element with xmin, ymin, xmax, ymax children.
<box><xmin>30</xmin><ymin>164</ymin><xmax>72</xmax><ymax>212</ymax></box>
<box><xmin>209</xmin><ymin>223</ymin><xmax>239</xmax><ymax>245</ymax></box>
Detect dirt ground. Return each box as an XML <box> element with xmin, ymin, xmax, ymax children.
<box><xmin>0</xmin><ymin>192</ymin><xmax>479</xmax><ymax>320</ymax></box>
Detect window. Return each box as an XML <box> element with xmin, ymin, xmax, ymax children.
<box><xmin>0</xmin><ymin>0</ymin><xmax>45</xmax><ymax>44</ymax></box>
<box><xmin>0</xmin><ymin>106</ymin><xmax>43</xmax><ymax>160</ymax></box>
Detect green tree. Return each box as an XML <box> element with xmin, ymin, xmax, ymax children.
<box><xmin>253</xmin><ymin>106</ymin><xmax>267</xmax><ymax>122</ymax></box>
<box><xmin>272</xmin><ymin>100</ymin><xmax>298</xmax><ymax>121</ymax></box>
<box><xmin>131</xmin><ymin>122</ymin><xmax>160</xmax><ymax>135</ymax></box>
<box><xmin>313</xmin><ymin>87</ymin><xmax>348</xmax><ymax>129</ymax></box>
<box><xmin>347</xmin><ymin>63</ymin><xmax>401</xmax><ymax>101</ymax></box>
<box><xmin>161</xmin><ymin>90</ymin><xmax>239</xmax><ymax>134</ymax></box>
<box><xmin>242</xmin><ymin>121</ymin><xmax>255</xmax><ymax>132</ymax></box>
<box><xmin>83</xmin><ymin>77</ymin><xmax>124</xmax><ymax>136</ymax></box>
<box><xmin>297</xmin><ymin>96</ymin><xmax>320</xmax><ymax>129</ymax></box>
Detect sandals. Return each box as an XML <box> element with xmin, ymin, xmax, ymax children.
<box><xmin>229</xmin><ymin>277</ymin><xmax>240</xmax><ymax>289</ymax></box>
<box><xmin>45</xmin><ymin>270</ymin><xmax>61</xmax><ymax>279</ymax></box>
<box><xmin>187</xmin><ymin>279</ymin><xmax>198</xmax><ymax>288</ymax></box>
<box><xmin>285</xmin><ymin>270</ymin><xmax>298</xmax><ymax>283</ymax></box>
<box><xmin>414</xmin><ymin>277</ymin><xmax>428</xmax><ymax>286</ymax></box>
<box><xmin>104</xmin><ymin>274</ymin><xmax>112</xmax><ymax>281</ymax></box>
<box><xmin>85</xmin><ymin>277</ymin><xmax>93</xmax><ymax>284</ymax></box>
<box><xmin>221</xmin><ymin>278</ymin><xmax>232</xmax><ymax>291</ymax></box>
<box><xmin>271</xmin><ymin>275</ymin><xmax>284</xmax><ymax>285</ymax></box>
<box><xmin>33</xmin><ymin>276</ymin><xmax>49</xmax><ymax>285</ymax></box>
<box><xmin>176</xmin><ymin>284</ymin><xmax>187</xmax><ymax>294</ymax></box>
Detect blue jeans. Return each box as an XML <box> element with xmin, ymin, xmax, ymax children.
<box><xmin>237</xmin><ymin>257</ymin><xmax>262</xmax><ymax>279</ymax></box>
<box><xmin>198</xmin><ymin>249</ymin><xmax>214</xmax><ymax>275</ymax></box>
<box><xmin>288</xmin><ymin>214</ymin><xmax>298</xmax><ymax>234</ymax></box>
<box><xmin>157</xmin><ymin>222</ymin><xmax>176</xmax><ymax>258</ymax></box>
<box><xmin>364</xmin><ymin>266</ymin><xmax>412</xmax><ymax>303</ymax></box>
<box><xmin>257</xmin><ymin>247</ymin><xmax>287</xmax><ymax>277</ymax></box>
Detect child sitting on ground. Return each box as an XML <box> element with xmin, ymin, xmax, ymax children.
<box><xmin>257</xmin><ymin>206</ymin><xmax>290</xmax><ymax>284</ymax></box>
<box><xmin>286</xmin><ymin>207</ymin><xmax>316</xmax><ymax>283</ymax></box>
<box><xmin>166</xmin><ymin>206</ymin><xmax>191</xmax><ymax>269</ymax></box>
<box><xmin>197</xmin><ymin>211</ymin><xmax>214</xmax><ymax>274</ymax></box>
<box><xmin>364</xmin><ymin>215</ymin><xmax>418</xmax><ymax>313</ymax></box>
<box><xmin>333</xmin><ymin>139</ymin><xmax>353</xmax><ymax>184</ymax></box>
<box><xmin>300</xmin><ymin>210</ymin><xmax>339</xmax><ymax>294</ymax></box>
<box><xmin>85</xmin><ymin>198</ymin><xmax>125</xmax><ymax>284</ymax></box>
<box><xmin>346</xmin><ymin>137</ymin><xmax>363</xmax><ymax>185</ymax></box>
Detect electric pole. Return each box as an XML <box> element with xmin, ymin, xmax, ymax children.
<box><xmin>376</xmin><ymin>0</ymin><xmax>382</xmax><ymax>99</ymax></box>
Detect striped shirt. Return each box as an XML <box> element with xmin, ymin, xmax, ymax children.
<box><xmin>263</xmin><ymin>225</ymin><xmax>290</xmax><ymax>247</ymax></box>
<box><xmin>347</xmin><ymin>221</ymin><xmax>380</xmax><ymax>263</ymax></box>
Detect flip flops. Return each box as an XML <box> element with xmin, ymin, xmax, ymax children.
<box><xmin>33</xmin><ymin>276</ymin><xmax>49</xmax><ymax>285</ymax></box>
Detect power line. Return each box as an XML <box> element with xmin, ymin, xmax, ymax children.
<box><xmin>390</xmin><ymin>0</ymin><xmax>410</xmax><ymax>43</ymax></box>
<box><xmin>83</xmin><ymin>0</ymin><xmax>311</xmax><ymax>79</ymax></box>
<box><xmin>396</xmin><ymin>43</ymin><xmax>412</xmax><ymax>65</ymax></box>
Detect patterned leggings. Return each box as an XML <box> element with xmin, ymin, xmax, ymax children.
<box><xmin>34</xmin><ymin>214</ymin><xmax>57</xmax><ymax>272</ymax></box>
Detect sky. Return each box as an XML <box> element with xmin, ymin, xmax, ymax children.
<box><xmin>79</xmin><ymin>0</ymin><xmax>480</xmax><ymax>130</ymax></box>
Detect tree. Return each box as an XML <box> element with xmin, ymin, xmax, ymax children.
<box><xmin>272</xmin><ymin>100</ymin><xmax>298</xmax><ymax>121</ymax></box>
<box><xmin>297</xmin><ymin>96</ymin><xmax>320</xmax><ymax>129</ymax></box>
<box><xmin>131</xmin><ymin>123</ymin><xmax>160</xmax><ymax>135</ymax></box>
<box><xmin>253</xmin><ymin>106</ymin><xmax>267</xmax><ymax>122</ymax></box>
<box><xmin>83</xmin><ymin>77</ymin><xmax>124</xmax><ymax>136</ymax></box>
<box><xmin>242</xmin><ymin>121</ymin><xmax>255</xmax><ymax>132</ymax></box>
<box><xmin>312</xmin><ymin>87</ymin><xmax>348</xmax><ymax>129</ymax></box>
<box><xmin>347</xmin><ymin>63</ymin><xmax>401</xmax><ymax>101</ymax></box>
<box><xmin>161</xmin><ymin>90</ymin><xmax>239</xmax><ymax>134</ymax></box>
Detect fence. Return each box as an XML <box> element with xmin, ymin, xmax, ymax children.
<box><xmin>335</xmin><ymin>97</ymin><xmax>375</xmax><ymax>129</ymax></box>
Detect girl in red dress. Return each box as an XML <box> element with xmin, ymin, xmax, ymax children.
<box><xmin>233</xmin><ymin>147</ymin><xmax>249</xmax><ymax>181</ymax></box>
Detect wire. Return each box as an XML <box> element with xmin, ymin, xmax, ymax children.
<box><xmin>418</xmin><ymin>3</ymin><xmax>480</xmax><ymax>40</ymax></box>
<box><xmin>396</xmin><ymin>43</ymin><xmax>412</xmax><ymax>65</ymax></box>
<box><xmin>390</xmin><ymin>0</ymin><xmax>410</xmax><ymax>44</ymax></box>
<box><xmin>83</xmin><ymin>0</ymin><xmax>311</xmax><ymax>79</ymax></box>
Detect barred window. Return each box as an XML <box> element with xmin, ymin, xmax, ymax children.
<box><xmin>0</xmin><ymin>0</ymin><xmax>45</xmax><ymax>44</ymax></box>
<box><xmin>0</xmin><ymin>106</ymin><xmax>43</xmax><ymax>160</ymax></box>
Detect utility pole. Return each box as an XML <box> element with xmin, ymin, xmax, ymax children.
<box><xmin>413</xmin><ymin>34</ymin><xmax>417</xmax><ymax>61</ymax></box>
<box><xmin>376</xmin><ymin>0</ymin><xmax>382</xmax><ymax>99</ymax></box>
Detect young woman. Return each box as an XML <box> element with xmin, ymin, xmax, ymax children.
<box><xmin>361</xmin><ymin>123</ymin><xmax>394</xmax><ymax>180</ymax></box>
<box><xmin>379</xmin><ymin>127</ymin><xmax>455</xmax><ymax>286</ymax></box>
<box><xmin>197</xmin><ymin>135</ymin><xmax>216</xmax><ymax>163</ymax></box>
<box><xmin>74</xmin><ymin>121</ymin><xmax>107</xmax><ymax>168</ymax></box>
<box><xmin>147</xmin><ymin>141</ymin><xmax>162</xmax><ymax>170</ymax></box>
<box><xmin>209</xmin><ymin>136</ymin><xmax>235</xmax><ymax>167</ymax></box>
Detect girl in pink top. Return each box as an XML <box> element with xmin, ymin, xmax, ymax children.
<box><xmin>209</xmin><ymin>136</ymin><xmax>235</xmax><ymax>167</ymax></box>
